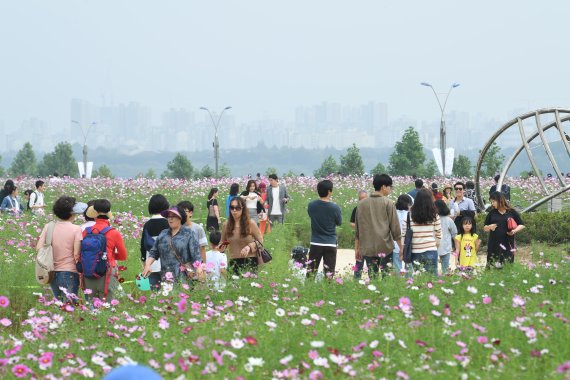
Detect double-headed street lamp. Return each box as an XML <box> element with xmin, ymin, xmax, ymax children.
<box><xmin>420</xmin><ymin>82</ymin><xmax>460</xmax><ymax>176</ymax></box>
<box><xmin>199</xmin><ymin>106</ymin><xmax>232</xmax><ymax>177</ymax></box>
<box><xmin>71</xmin><ymin>120</ymin><xmax>96</xmax><ymax>178</ymax></box>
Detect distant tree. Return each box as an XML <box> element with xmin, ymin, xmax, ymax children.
<box><xmin>92</xmin><ymin>164</ymin><xmax>113</xmax><ymax>178</ymax></box>
<box><xmin>200</xmin><ymin>164</ymin><xmax>214</xmax><ymax>178</ymax></box>
<box><xmin>453</xmin><ymin>155</ymin><xmax>473</xmax><ymax>177</ymax></box>
<box><xmin>265</xmin><ymin>167</ymin><xmax>278</xmax><ymax>176</ymax></box>
<box><xmin>388</xmin><ymin>127</ymin><xmax>426</xmax><ymax>176</ymax></box>
<box><xmin>162</xmin><ymin>153</ymin><xmax>194</xmax><ymax>179</ymax></box>
<box><xmin>218</xmin><ymin>163</ymin><xmax>231</xmax><ymax>178</ymax></box>
<box><xmin>38</xmin><ymin>142</ymin><xmax>77</xmax><ymax>177</ymax></box>
<box><xmin>370</xmin><ymin>162</ymin><xmax>387</xmax><ymax>176</ymax></box>
<box><xmin>314</xmin><ymin>155</ymin><xmax>338</xmax><ymax>178</ymax></box>
<box><xmin>10</xmin><ymin>142</ymin><xmax>38</xmax><ymax>176</ymax></box>
<box><xmin>422</xmin><ymin>159</ymin><xmax>438</xmax><ymax>178</ymax></box>
<box><xmin>339</xmin><ymin>144</ymin><xmax>365</xmax><ymax>176</ymax></box>
<box><xmin>145</xmin><ymin>168</ymin><xmax>157</xmax><ymax>179</ymax></box>
<box><xmin>480</xmin><ymin>142</ymin><xmax>505</xmax><ymax>178</ymax></box>
<box><xmin>283</xmin><ymin>169</ymin><xmax>297</xmax><ymax>177</ymax></box>
<box><xmin>0</xmin><ymin>155</ymin><xmax>5</xmax><ymax>177</ymax></box>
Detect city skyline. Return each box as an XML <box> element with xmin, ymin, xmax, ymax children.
<box><xmin>1</xmin><ymin>1</ymin><xmax>568</xmax><ymax>152</ymax></box>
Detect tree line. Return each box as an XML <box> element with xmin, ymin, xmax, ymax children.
<box><xmin>1</xmin><ymin>129</ymin><xmax>505</xmax><ymax>179</ymax></box>
<box><xmin>313</xmin><ymin>126</ymin><xmax>505</xmax><ymax>178</ymax></box>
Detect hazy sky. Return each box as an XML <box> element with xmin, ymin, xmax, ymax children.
<box><xmin>0</xmin><ymin>1</ymin><xmax>568</xmax><ymax>129</ymax></box>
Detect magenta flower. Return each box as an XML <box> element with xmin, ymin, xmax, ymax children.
<box><xmin>12</xmin><ymin>364</ymin><xmax>32</xmax><ymax>378</ymax></box>
<box><xmin>477</xmin><ymin>336</ymin><xmax>488</xmax><ymax>344</ymax></box>
<box><xmin>0</xmin><ymin>296</ymin><xmax>9</xmax><ymax>308</ymax></box>
<box><xmin>483</xmin><ymin>296</ymin><xmax>492</xmax><ymax>304</ymax></box>
<box><xmin>557</xmin><ymin>361</ymin><xmax>570</xmax><ymax>373</ymax></box>
<box><xmin>0</xmin><ymin>318</ymin><xmax>12</xmax><ymax>327</ymax></box>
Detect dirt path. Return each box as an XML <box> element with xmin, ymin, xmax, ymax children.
<box><xmin>323</xmin><ymin>246</ymin><xmax>534</xmax><ymax>277</ymax></box>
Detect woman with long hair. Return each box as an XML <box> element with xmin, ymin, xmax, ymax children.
<box><xmin>206</xmin><ymin>187</ymin><xmax>221</xmax><ymax>231</ymax></box>
<box><xmin>483</xmin><ymin>191</ymin><xmax>525</xmax><ymax>268</ymax></box>
<box><xmin>220</xmin><ymin>197</ymin><xmax>263</xmax><ymax>275</ymax></box>
<box><xmin>403</xmin><ymin>188</ymin><xmax>442</xmax><ymax>275</ymax></box>
<box><xmin>240</xmin><ymin>179</ymin><xmax>262</xmax><ymax>224</ymax></box>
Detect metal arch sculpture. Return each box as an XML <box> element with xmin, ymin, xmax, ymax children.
<box><xmin>475</xmin><ymin>108</ymin><xmax>570</xmax><ymax>213</ymax></box>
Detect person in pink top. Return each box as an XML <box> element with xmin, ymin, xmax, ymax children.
<box><xmin>36</xmin><ymin>196</ymin><xmax>85</xmax><ymax>303</ymax></box>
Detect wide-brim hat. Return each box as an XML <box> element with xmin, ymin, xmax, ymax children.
<box><xmin>86</xmin><ymin>205</ymin><xmax>113</xmax><ymax>219</ymax></box>
<box><xmin>443</xmin><ymin>184</ymin><xmax>453</xmax><ymax>191</ymax></box>
<box><xmin>160</xmin><ymin>206</ymin><xmax>181</xmax><ymax>219</ymax></box>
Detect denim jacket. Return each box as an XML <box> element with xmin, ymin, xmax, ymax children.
<box><xmin>148</xmin><ymin>226</ymin><xmax>201</xmax><ymax>280</ymax></box>
<box><xmin>1</xmin><ymin>195</ymin><xmax>23</xmax><ymax>214</ymax></box>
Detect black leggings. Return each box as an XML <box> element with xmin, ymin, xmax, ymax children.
<box><xmin>229</xmin><ymin>257</ymin><xmax>258</xmax><ymax>276</ymax></box>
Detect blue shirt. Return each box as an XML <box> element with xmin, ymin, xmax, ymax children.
<box><xmin>307</xmin><ymin>199</ymin><xmax>342</xmax><ymax>246</ymax></box>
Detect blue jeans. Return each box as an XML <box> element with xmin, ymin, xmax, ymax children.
<box><xmin>50</xmin><ymin>271</ymin><xmax>80</xmax><ymax>303</ymax></box>
<box><xmin>393</xmin><ymin>250</ymin><xmax>402</xmax><ymax>275</ymax></box>
<box><xmin>411</xmin><ymin>250</ymin><xmax>438</xmax><ymax>276</ymax></box>
<box><xmin>440</xmin><ymin>253</ymin><xmax>451</xmax><ymax>274</ymax></box>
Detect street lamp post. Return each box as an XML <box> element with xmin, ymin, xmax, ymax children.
<box><xmin>420</xmin><ymin>82</ymin><xmax>460</xmax><ymax>176</ymax></box>
<box><xmin>199</xmin><ymin>106</ymin><xmax>232</xmax><ymax>177</ymax></box>
<box><xmin>71</xmin><ymin>120</ymin><xmax>96</xmax><ymax>178</ymax></box>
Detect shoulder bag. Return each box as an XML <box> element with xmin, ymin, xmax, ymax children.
<box><xmin>402</xmin><ymin>213</ymin><xmax>414</xmax><ymax>264</ymax></box>
<box><xmin>36</xmin><ymin>221</ymin><xmax>56</xmax><ymax>285</ymax></box>
<box><xmin>254</xmin><ymin>239</ymin><xmax>272</xmax><ymax>265</ymax></box>
<box><xmin>168</xmin><ymin>234</ymin><xmax>196</xmax><ymax>278</ymax></box>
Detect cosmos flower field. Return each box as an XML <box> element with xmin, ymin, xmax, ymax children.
<box><xmin>0</xmin><ymin>176</ymin><xmax>568</xmax><ymax>379</ymax></box>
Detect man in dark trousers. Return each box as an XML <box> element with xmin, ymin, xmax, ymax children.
<box><xmin>307</xmin><ymin>180</ymin><xmax>342</xmax><ymax>279</ymax></box>
<box><xmin>355</xmin><ymin>174</ymin><xmax>402</xmax><ymax>278</ymax></box>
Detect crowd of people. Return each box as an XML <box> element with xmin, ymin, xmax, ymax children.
<box><xmin>0</xmin><ymin>171</ymin><xmax>528</xmax><ymax>304</ymax></box>
<box><xmin>305</xmin><ymin>174</ymin><xmax>524</xmax><ymax>280</ymax></box>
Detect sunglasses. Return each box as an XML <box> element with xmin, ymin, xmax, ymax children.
<box><xmin>454</xmin><ymin>188</ymin><xmax>463</xmax><ymax>191</ymax></box>
<box><xmin>230</xmin><ymin>206</ymin><xmax>242</xmax><ymax>211</ymax></box>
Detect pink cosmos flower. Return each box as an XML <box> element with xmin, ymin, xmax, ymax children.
<box><xmin>557</xmin><ymin>361</ymin><xmax>570</xmax><ymax>373</ymax></box>
<box><xmin>309</xmin><ymin>370</ymin><xmax>323</xmax><ymax>380</ymax></box>
<box><xmin>512</xmin><ymin>295</ymin><xmax>525</xmax><ymax>308</ymax></box>
<box><xmin>483</xmin><ymin>296</ymin><xmax>492</xmax><ymax>304</ymax></box>
<box><xmin>429</xmin><ymin>295</ymin><xmax>440</xmax><ymax>306</ymax></box>
<box><xmin>477</xmin><ymin>336</ymin><xmax>488</xmax><ymax>344</ymax></box>
<box><xmin>0</xmin><ymin>318</ymin><xmax>12</xmax><ymax>327</ymax></box>
<box><xmin>308</xmin><ymin>350</ymin><xmax>319</xmax><ymax>359</ymax></box>
<box><xmin>12</xmin><ymin>364</ymin><xmax>32</xmax><ymax>378</ymax></box>
<box><xmin>0</xmin><ymin>296</ymin><xmax>9</xmax><ymax>308</ymax></box>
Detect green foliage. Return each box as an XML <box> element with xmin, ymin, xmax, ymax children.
<box><xmin>314</xmin><ymin>155</ymin><xmax>338</xmax><ymax>178</ymax></box>
<box><xmin>0</xmin><ymin>155</ymin><xmax>5</xmax><ymax>177</ymax></box>
<box><xmin>199</xmin><ymin>164</ymin><xmax>214</xmax><ymax>178</ymax></box>
<box><xmin>480</xmin><ymin>142</ymin><xmax>505</xmax><ymax>178</ymax></box>
<box><xmin>92</xmin><ymin>164</ymin><xmax>113</xmax><ymax>178</ymax></box>
<box><xmin>38</xmin><ymin>142</ymin><xmax>77</xmax><ymax>177</ymax></box>
<box><xmin>162</xmin><ymin>153</ymin><xmax>194</xmax><ymax>179</ymax></box>
<box><xmin>265</xmin><ymin>167</ymin><xmax>278</xmax><ymax>177</ymax></box>
<box><xmin>422</xmin><ymin>159</ymin><xmax>438</xmax><ymax>178</ymax></box>
<box><xmin>339</xmin><ymin>144</ymin><xmax>365</xmax><ymax>176</ymax></box>
<box><xmin>10</xmin><ymin>142</ymin><xmax>37</xmax><ymax>176</ymax></box>
<box><xmin>283</xmin><ymin>169</ymin><xmax>297</xmax><ymax>177</ymax></box>
<box><xmin>146</xmin><ymin>168</ymin><xmax>157</xmax><ymax>179</ymax></box>
<box><xmin>370</xmin><ymin>162</ymin><xmax>387</xmax><ymax>176</ymax></box>
<box><xmin>388</xmin><ymin>127</ymin><xmax>426</xmax><ymax>176</ymax></box>
<box><xmin>218</xmin><ymin>163</ymin><xmax>231</xmax><ymax>178</ymax></box>
<box><xmin>453</xmin><ymin>154</ymin><xmax>473</xmax><ymax>177</ymax></box>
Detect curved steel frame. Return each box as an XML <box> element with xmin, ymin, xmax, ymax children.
<box><xmin>475</xmin><ymin>108</ymin><xmax>570</xmax><ymax>213</ymax></box>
